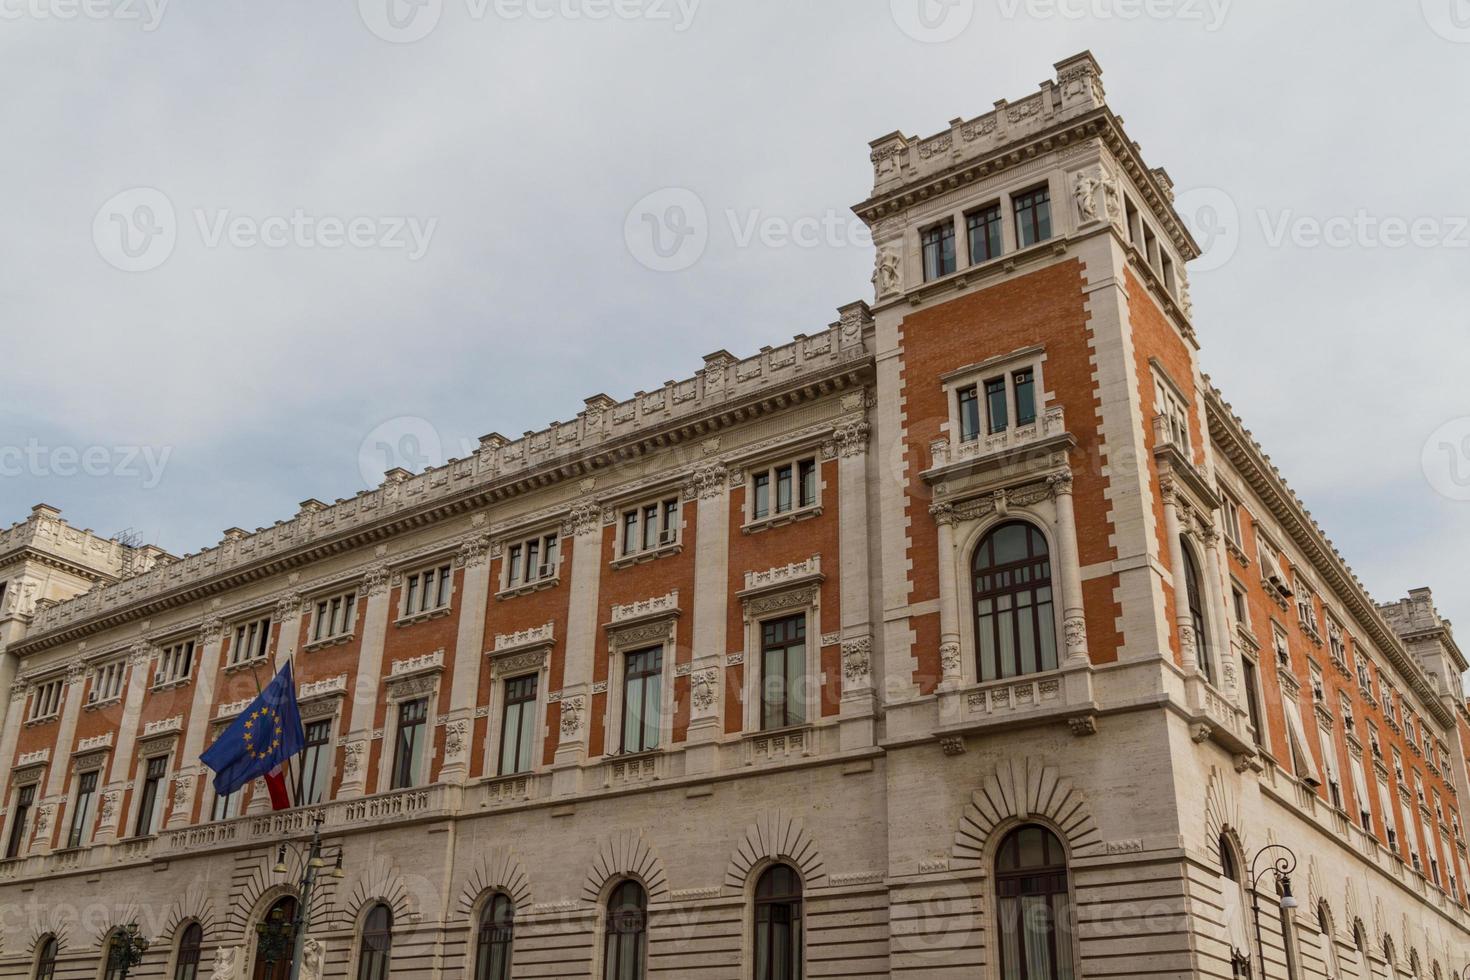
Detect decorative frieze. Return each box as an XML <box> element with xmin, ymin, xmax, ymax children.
<box><xmin>491</xmin><ymin>623</ymin><xmax>555</xmax><ymax>655</ymax></box>
<box><xmin>142</xmin><ymin>716</ymin><xmax>183</xmax><ymax>738</ymax></box>
<box><xmin>389</xmin><ymin>650</ymin><xmax>445</xmax><ymax>678</ymax></box>
<box><xmin>743</xmin><ymin>556</ymin><xmax>822</xmax><ymax>594</ymax></box>
<box><xmin>610</xmin><ymin>591</ymin><xmax>679</xmax><ymax>625</ymax></box>
<box><xmin>76</xmin><ymin>732</ymin><xmax>114</xmax><ymax>753</ymax></box>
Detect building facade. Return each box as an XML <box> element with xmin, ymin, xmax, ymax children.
<box><xmin>1</xmin><ymin>52</ymin><xmax>1467</xmax><ymax>980</ymax></box>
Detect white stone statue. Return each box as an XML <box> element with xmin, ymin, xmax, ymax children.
<box><xmin>1073</xmin><ymin>170</ymin><xmax>1101</xmax><ymax>222</ymax></box>
<box><xmin>300</xmin><ymin>937</ymin><xmax>325</xmax><ymax>980</ymax></box>
<box><xmin>209</xmin><ymin>945</ymin><xmax>241</xmax><ymax>980</ymax></box>
<box><xmin>871</xmin><ymin>248</ymin><xmax>901</xmax><ymax>298</ymax></box>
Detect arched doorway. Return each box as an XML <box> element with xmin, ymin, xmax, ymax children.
<box><xmin>253</xmin><ymin>896</ymin><xmax>299</xmax><ymax>980</ymax></box>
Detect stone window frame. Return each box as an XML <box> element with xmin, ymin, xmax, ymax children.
<box><xmin>379</xmin><ymin>662</ymin><xmax>444</xmax><ymax>792</ymax></box>
<box><xmin>395</xmin><ymin>559</ymin><xmax>455</xmax><ymax>626</ymax></box>
<box><xmin>610</xmin><ymin>491</ymin><xmax>686</xmax><ymax>568</ymax></box>
<box><xmin>25</xmin><ymin>675</ymin><xmax>67</xmax><ymax>724</ymax></box>
<box><xmin>982</xmin><ymin>816</ymin><xmax>1085</xmax><ymax>980</ymax></box>
<box><xmin>953</xmin><ymin>508</ymin><xmax>1069</xmax><ymax>692</ymax></box>
<box><xmin>897</xmin><ymin>171</ymin><xmax>1063</xmax><ymax>293</ymax></box>
<box><xmin>740</xmin><ymin>450</ymin><xmax>825</xmax><ymax>533</ymax></box>
<box><xmin>738</xmin><ymin>572</ymin><xmax>824</xmax><ymax>735</ymax></box>
<box><xmin>128</xmin><ymin>729</ymin><xmax>179</xmax><ymax>840</ymax></box>
<box><xmin>603</xmin><ymin>614</ymin><xmax>679</xmax><ymax>759</ymax></box>
<box><xmin>225</xmin><ymin>614</ymin><xmax>274</xmax><ymax>671</ymax></box>
<box><xmin>3</xmin><ymin>761</ymin><xmax>47</xmax><ymax>860</ymax></box>
<box><xmin>85</xmin><ymin>656</ymin><xmax>128</xmax><ymax>709</ymax></box>
<box><xmin>483</xmin><ymin>640</ymin><xmax>552</xmax><ymax>781</ymax></box>
<box><xmin>305</xmin><ymin>586</ymin><xmax>360</xmax><ymax>649</ymax></box>
<box><xmin>153</xmin><ymin>637</ymin><xmax>197</xmax><ymax>690</ymax></box>
<box><xmin>496</xmin><ymin>526</ymin><xmax>564</xmax><ymax>598</ymax></box>
<box><xmin>1149</xmin><ymin>359</ymin><xmax>1193</xmax><ymax>457</ymax></box>
<box><xmin>939</xmin><ymin>345</ymin><xmax>1051</xmax><ymax>452</ymax></box>
<box><xmin>296</xmin><ymin>685</ymin><xmax>346</xmax><ymax>805</ymax></box>
<box><xmin>64</xmin><ymin>749</ymin><xmax>109</xmax><ymax>850</ymax></box>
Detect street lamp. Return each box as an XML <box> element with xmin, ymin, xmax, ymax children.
<box><xmin>105</xmin><ymin>922</ymin><xmax>150</xmax><ymax>980</ymax></box>
<box><xmin>1249</xmin><ymin>843</ymin><xmax>1298</xmax><ymax>979</ymax></box>
<box><xmin>263</xmin><ymin>811</ymin><xmax>345</xmax><ymax>980</ymax></box>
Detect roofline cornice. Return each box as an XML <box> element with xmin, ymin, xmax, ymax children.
<box><xmin>12</xmin><ymin>356</ymin><xmax>874</xmax><ymax>655</ymax></box>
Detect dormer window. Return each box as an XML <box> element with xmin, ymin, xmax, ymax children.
<box><xmin>921</xmin><ymin>220</ymin><xmax>956</xmax><ymax>281</ymax></box>
<box><xmin>1013</xmin><ymin>185</ymin><xmax>1052</xmax><ymax>248</ymax></box>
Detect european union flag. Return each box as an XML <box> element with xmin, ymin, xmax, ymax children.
<box><xmin>201</xmin><ymin>661</ymin><xmax>305</xmax><ymax>797</ymax></box>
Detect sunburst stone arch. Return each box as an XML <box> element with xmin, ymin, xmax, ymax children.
<box><xmin>582</xmin><ymin>831</ymin><xmax>670</xmax><ymax>905</ymax></box>
<box><xmin>724</xmin><ymin>810</ymin><xmax>827</xmax><ymax>893</ymax></box>
<box><xmin>1203</xmin><ymin>767</ymin><xmax>1253</xmax><ymax>868</ymax></box>
<box><xmin>454</xmin><ymin>848</ymin><xmax>534</xmax><ymax>922</ymax></box>
<box><xmin>337</xmin><ymin>854</ymin><xmax>419</xmax><ymax>930</ymax></box>
<box><xmin>951</xmin><ymin>758</ymin><xmax>1102</xmax><ymax>870</ymax></box>
<box><xmin>160</xmin><ymin>884</ymin><xmax>217</xmax><ymax>946</ymax></box>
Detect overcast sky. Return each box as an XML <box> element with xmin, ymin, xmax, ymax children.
<box><xmin>3</xmin><ymin>1</ymin><xmax>1468</xmax><ymax>638</ymax></box>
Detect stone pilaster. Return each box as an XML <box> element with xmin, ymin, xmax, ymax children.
<box><xmin>1049</xmin><ymin>472</ymin><xmax>1090</xmax><ymax>666</ymax></box>
<box><xmin>552</xmin><ymin>501</ymin><xmax>603</xmax><ymax>795</ymax></box>
<box><xmin>930</xmin><ymin>503</ymin><xmax>964</xmax><ymax>690</ymax></box>
<box><xmin>442</xmin><ymin>531</ymin><xmax>491</xmax><ymax>783</ymax></box>
<box><xmin>96</xmin><ymin>642</ymin><xmax>153</xmax><ymax>843</ymax></box>
<box><xmin>1161</xmin><ymin>480</ymin><xmax>1198</xmax><ymax>673</ymax></box>
<box><xmin>835</xmin><ymin>415</ymin><xmax>877</xmax><ymax>750</ymax></box>
<box><xmin>338</xmin><ymin>563</ymin><xmax>391</xmax><ymax>800</ymax></box>
<box><xmin>167</xmin><ymin>617</ymin><xmax>223</xmax><ymax>828</ymax></box>
<box><xmin>685</xmin><ymin>462</ymin><xmax>728</xmax><ymax>773</ymax></box>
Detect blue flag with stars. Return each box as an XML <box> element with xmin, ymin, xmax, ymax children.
<box><xmin>201</xmin><ymin>661</ymin><xmax>305</xmax><ymax>796</ymax></box>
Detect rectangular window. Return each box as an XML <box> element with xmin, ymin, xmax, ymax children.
<box><xmin>922</xmin><ymin>221</ymin><xmax>956</xmax><ymax>280</ymax></box>
<box><xmin>1219</xmin><ymin>490</ymin><xmax>1243</xmax><ymax>546</ymax></box>
<box><xmin>1153</xmin><ymin>379</ymin><xmax>1191</xmax><ymax>454</ymax></box>
<box><xmin>133</xmin><ymin>756</ymin><xmax>167</xmax><ymax>838</ymax></box>
<box><xmin>1281</xmin><ymin>697</ymin><xmax>1323</xmax><ymax>787</ymax></box>
<box><xmin>1350</xmin><ymin>754</ymin><xmax>1373</xmax><ymax>831</ymax></box>
<box><xmin>392</xmin><ymin>698</ymin><xmax>428</xmax><ymax>790</ymax></box>
<box><xmin>760</xmin><ymin>614</ymin><xmax>807</xmax><ymax>731</ymax></box>
<box><xmin>1272</xmin><ymin>626</ymin><xmax>1290</xmax><ymax>667</ymax></box>
<box><xmin>312</xmin><ymin>591</ymin><xmax>358</xmax><ymax>642</ymax></box>
<box><xmin>296</xmin><ymin>719</ymin><xmax>332</xmax><ymax>805</ymax></box>
<box><xmin>155</xmin><ymin>640</ymin><xmax>195</xmax><ymax>687</ymax></box>
<box><xmin>6</xmin><ymin>785</ymin><xmax>35</xmax><ymax>859</ymax></box>
<box><xmin>749</xmin><ymin>457</ymin><xmax>818</xmax><ymax>522</ymax></box>
<box><xmin>230</xmin><ymin>617</ymin><xmax>272</xmax><ymax>666</ymax></box>
<box><xmin>505</xmin><ymin>534</ymin><xmax>559</xmax><ymax>589</ymax></box>
<box><xmin>620</xmin><ymin>497</ymin><xmax>681</xmax><ymax>557</ymax></box>
<box><xmin>1012</xmin><ymin>368</ymin><xmax>1036</xmax><ymax>425</ymax></box>
<box><xmin>1241</xmin><ymin>657</ymin><xmax>1264</xmax><ymax>748</ymax></box>
<box><xmin>211</xmin><ymin>788</ymin><xmax>239</xmax><ymax>822</ymax></box>
<box><xmin>985</xmin><ymin>377</ymin><xmax>1008</xmax><ymax>434</ymax></box>
<box><xmin>798</xmin><ymin>459</ymin><xmax>817</xmax><ymax>509</ymax></box>
<box><xmin>499</xmin><ymin>675</ymin><xmax>538</xmax><ymax>776</ymax></box>
<box><xmin>403</xmin><ymin>564</ymin><xmax>452</xmax><ymax>617</ymax></box>
<box><xmin>1013</xmin><ymin>185</ymin><xmax>1052</xmax><ymax>248</ymax></box>
<box><xmin>620</xmin><ymin>647</ymin><xmax>663</xmax><ymax>754</ymax></box>
<box><xmin>90</xmin><ymin>660</ymin><xmax>126</xmax><ymax>705</ymax></box>
<box><xmin>966</xmin><ymin>204</ymin><xmax>1003</xmax><ymax>264</ymax></box>
<box><xmin>957</xmin><ymin>385</ymin><xmax>980</xmax><ymax>442</ymax></box>
<box><xmin>68</xmin><ymin>771</ymin><xmax>98</xmax><ymax>849</ymax></box>
<box><xmin>1231</xmin><ymin>585</ymin><xmax>1249</xmax><ymax>627</ymax></box>
<box><xmin>27</xmin><ymin>678</ymin><xmax>65</xmax><ymax>722</ymax></box>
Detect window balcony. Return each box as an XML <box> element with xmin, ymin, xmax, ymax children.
<box><xmin>934</xmin><ymin>661</ymin><xmax>1098</xmax><ymax>739</ymax></box>
<box><xmin>927</xmin><ymin>405</ymin><xmax>1069</xmax><ymax>480</ymax></box>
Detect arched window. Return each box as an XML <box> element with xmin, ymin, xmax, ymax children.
<box><xmin>356</xmin><ymin>904</ymin><xmax>392</xmax><ymax>980</ymax></box>
<box><xmin>34</xmin><ymin>936</ymin><xmax>58</xmax><ymax>980</ymax></box>
<box><xmin>995</xmin><ymin>825</ymin><xmax>1074</xmax><ymax>980</ymax></box>
<box><xmin>1410</xmin><ymin>949</ymin><xmax>1421</xmax><ymax>978</ymax></box>
<box><xmin>172</xmin><ymin>923</ymin><xmax>203</xmax><ymax>980</ymax></box>
<box><xmin>754</xmin><ymin>864</ymin><xmax>803</xmax><ymax>980</ymax></box>
<box><xmin>1352</xmin><ymin>921</ymin><xmax>1371</xmax><ymax>980</ymax></box>
<box><xmin>603</xmin><ymin>880</ymin><xmax>647</xmax><ymax>980</ymax></box>
<box><xmin>972</xmin><ymin>522</ymin><xmax>1057</xmax><ymax>682</ymax></box>
<box><xmin>102</xmin><ymin>929</ymin><xmax>128</xmax><ymax>980</ymax></box>
<box><xmin>1218</xmin><ymin>834</ymin><xmax>1251</xmax><ymax>978</ymax></box>
<box><xmin>474</xmin><ymin>893</ymin><xmax>514</xmax><ymax>980</ymax></box>
<box><xmin>254</xmin><ymin>897</ymin><xmax>298</xmax><ymax>980</ymax></box>
<box><xmin>1317</xmin><ymin>900</ymin><xmax>1341</xmax><ymax>979</ymax></box>
<box><xmin>1180</xmin><ymin>540</ymin><xmax>1214</xmax><ymax>684</ymax></box>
